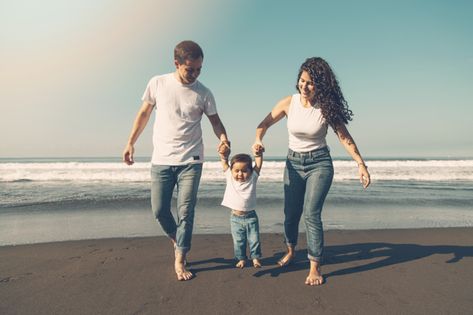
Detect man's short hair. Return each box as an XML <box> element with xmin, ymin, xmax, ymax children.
<box><xmin>174</xmin><ymin>40</ymin><xmax>204</xmax><ymax>64</ymax></box>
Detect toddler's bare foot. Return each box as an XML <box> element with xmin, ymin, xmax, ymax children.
<box><xmin>252</xmin><ymin>258</ymin><xmax>262</xmax><ymax>268</ymax></box>
<box><xmin>236</xmin><ymin>260</ymin><xmax>246</xmax><ymax>268</ymax></box>
<box><xmin>305</xmin><ymin>260</ymin><xmax>323</xmax><ymax>286</ymax></box>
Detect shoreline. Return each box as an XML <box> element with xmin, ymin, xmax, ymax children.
<box><xmin>2</xmin><ymin>225</ymin><xmax>473</xmax><ymax>248</ymax></box>
<box><xmin>2</xmin><ymin>207</ymin><xmax>473</xmax><ymax>247</ymax></box>
<box><xmin>1</xmin><ymin>228</ymin><xmax>472</xmax><ymax>314</ymax></box>
<box><xmin>2</xmin><ymin>200</ymin><xmax>473</xmax><ymax>246</ymax></box>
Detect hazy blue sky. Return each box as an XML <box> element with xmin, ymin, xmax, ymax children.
<box><xmin>1</xmin><ymin>0</ymin><xmax>472</xmax><ymax>158</ymax></box>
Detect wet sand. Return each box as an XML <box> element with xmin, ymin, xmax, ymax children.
<box><xmin>1</xmin><ymin>228</ymin><xmax>472</xmax><ymax>314</ymax></box>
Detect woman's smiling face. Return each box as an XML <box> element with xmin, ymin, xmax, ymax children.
<box><xmin>298</xmin><ymin>70</ymin><xmax>316</xmax><ymax>101</ymax></box>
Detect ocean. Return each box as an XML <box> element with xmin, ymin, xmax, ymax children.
<box><xmin>1</xmin><ymin>157</ymin><xmax>473</xmax><ymax>246</ymax></box>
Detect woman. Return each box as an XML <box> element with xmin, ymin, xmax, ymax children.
<box><xmin>252</xmin><ymin>57</ymin><xmax>370</xmax><ymax>286</ymax></box>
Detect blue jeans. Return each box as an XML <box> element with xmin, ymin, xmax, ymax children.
<box><xmin>151</xmin><ymin>164</ymin><xmax>202</xmax><ymax>255</ymax></box>
<box><xmin>230</xmin><ymin>210</ymin><xmax>262</xmax><ymax>260</ymax></box>
<box><xmin>283</xmin><ymin>147</ymin><xmax>334</xmax><ymax>262</ymax></box>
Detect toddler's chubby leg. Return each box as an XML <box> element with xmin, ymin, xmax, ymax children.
<box><xmin>236</xmin><ymin>260</ymin><xmax>246</xmax><ymax>268</ymax></box>
<box><xmin>230</xmin><ymin>212</ymin><xmax>247</xmax><ymax>269</ymax></box>
<box><xmin>247</xmin><ymin>212</ymin><xmax>262</xmax><ymax>268</ymax></box>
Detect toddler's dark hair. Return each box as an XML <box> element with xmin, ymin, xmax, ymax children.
<box><xmin>230</xmin><ymin>154</ymin><xmax>253</xmax><ymax>171</ymax></box>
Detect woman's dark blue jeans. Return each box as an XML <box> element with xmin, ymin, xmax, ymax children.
<box><xmin>283</xmin><ymin>147</ymin><xmax>334</xmax><ymax>262</ymax></box>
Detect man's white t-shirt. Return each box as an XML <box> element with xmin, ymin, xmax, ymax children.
<box><xmin>142</xmin><ymin>73</ymin><xmax>218</xmax><ymax>165</ymax></box>
<box><xmin>221</xmin><ymin>169</ymin><xmax>259</xmax><ymax>212</ymax></box>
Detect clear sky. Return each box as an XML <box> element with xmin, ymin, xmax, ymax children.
<box><xmin>1</xmin><ymin>0</ymin><xmax>472</xmax><ymax>158</ymax></box>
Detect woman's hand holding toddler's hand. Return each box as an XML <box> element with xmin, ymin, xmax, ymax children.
<box><xmin>358</xmin><ymin>164</ymin><xmax>371</xmax><ymax>189</ymax></box>
<box><xmin>252</xmin><ymin>142</ymin><xmax>265</xmax><ymax>156</ymax></box>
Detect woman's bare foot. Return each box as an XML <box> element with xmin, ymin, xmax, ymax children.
<box><xmin>277</xmin><ymin>247</ymin><xmax>295</xmax><ymax>267</ymax></box>
<box><xmin>236</xmin><ymin>260</ymin><xmax>246</xmax><ymax>268</ymax></box>
<box><xmin>252</xmin><ymin>258</ymin><xmax>262</xmax><ymax>268</ymax></box>
<box><xmin>305</xmin><ymin>260</ymin><xmax>323</xmax><ymax>286</ymax></box>
<box><xmin>175</xmin><ymin>251</ymin><xmax>193</xmax><ymax>281</ymax></box>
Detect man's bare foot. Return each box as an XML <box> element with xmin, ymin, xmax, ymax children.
<box><xmin>175</xmin><ymin>262</ymin><xmax>193</xmax><ymax>281</ymax></box>
<box><xmin>173</xmin><ymin>242</ymin><xmax>187</xmax><ymax>266</ymax></box>
<box><xmin>305</xmin><ymin>260</ymin><xmax>323</xmax><ymax>286</ymax></box>
<box><xmin>277</xmin><ymin>248</ymin><xmax>295</xmax><ymax>267</ymax></box>
<box><xmin>175</xmin><ymin>252</ymin><xmax>193</xmax><ymax>281</ymax></box>
<box><xmin>252</xmin><ymin>258</ymin><xmax>262</xmax><ymax>268</ymax></box>
<box><xmin>236</xmin><ymin>260</ymin><xmax>246</xmax><ymax>268</ymax></box>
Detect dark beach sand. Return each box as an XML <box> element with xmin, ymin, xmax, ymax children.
<box><xmin>1</xmin><ymin>228</ymin><xmax>472</xmax><ymax>315</ymax></box>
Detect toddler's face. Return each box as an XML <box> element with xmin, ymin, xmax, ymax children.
<box><xmin>231</xmin><ymin>162</ymin><xmax>252</xmax><ymax>182</ymax></box>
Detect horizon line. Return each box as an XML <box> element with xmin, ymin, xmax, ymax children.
<box><xmin>1</xmin><ymin>155</ymin><xmax>473</xmax><ymax>161</ymax></box>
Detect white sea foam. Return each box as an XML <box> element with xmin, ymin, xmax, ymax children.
<box><xmin>1</xmin><ymin>160</ymin><xmax>473</xmax><ymax>182</ymax></box>
<box><xmin>1</xmin><ymin>159</ymin><xmax>472</xmax><ymax>236</ymax></box>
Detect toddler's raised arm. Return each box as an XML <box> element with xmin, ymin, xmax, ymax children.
<box><xmin>253</xmin><ymin>148</ymin><xmax>263</xmax><ymax>175</ymax></box>
<box><xmin>219</xmin><ymin>148</ymin><xmax>230</xmax><ymax>171</ymax></box>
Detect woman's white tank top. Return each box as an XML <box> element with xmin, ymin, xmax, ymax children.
<box><xmin>287</xmin><ymin>94</ymin><xmax>328</xmax><ymax>152</ymax></box>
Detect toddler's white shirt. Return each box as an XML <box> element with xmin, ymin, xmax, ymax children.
<box><xmin>221</xmin><ymin>169</ymin><xmax>258</xmax><ymax>211</ymax></box>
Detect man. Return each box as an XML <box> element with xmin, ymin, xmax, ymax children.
<box><xmin>123</xmin><ymin>40</ymin><xmax>230</xmax><ymax>281</ymax></box>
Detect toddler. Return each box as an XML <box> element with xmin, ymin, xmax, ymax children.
<box><xmin>220</xmin><ymin>149</ymin><xmax>263</xmax><ymax>268</ymax></box>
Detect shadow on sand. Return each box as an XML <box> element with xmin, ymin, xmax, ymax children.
<box><xmin>250</xmin><ymin>242</ymin><xmax>473</xmax><ymax>279</ymax></box>
<box><xmin>187</xmin><ymin>257</ymin><xmax>236</xmax><ymax>275</ymax></box>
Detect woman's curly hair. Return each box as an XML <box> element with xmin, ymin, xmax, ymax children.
<box><xmin>296</xmin><ymin>57</ymin><xmax>353</xmax><ymax>130</ymax></box>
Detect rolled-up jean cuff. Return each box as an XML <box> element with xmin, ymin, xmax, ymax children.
<box><xmin>308</xmin><ymin>254</ymin><xmax>322</xmax><ymax>262</ymax></box>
